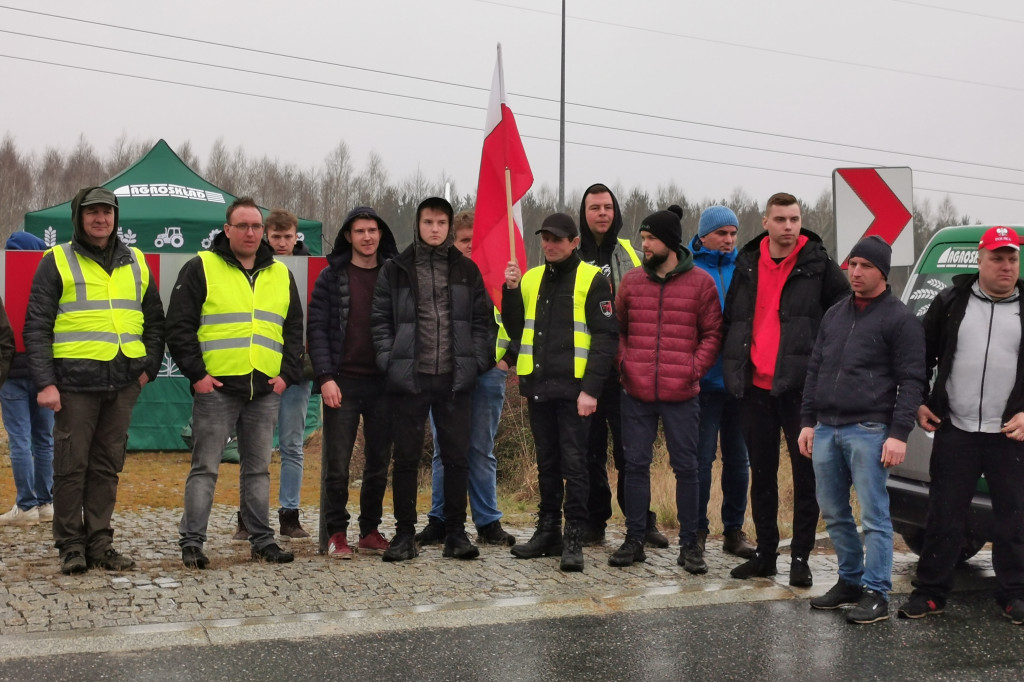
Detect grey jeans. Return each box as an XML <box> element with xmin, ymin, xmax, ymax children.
<box><xmin>179</xmin><ymin>389</ymin><xmax>280</xmax><ymax>551</ymax></box>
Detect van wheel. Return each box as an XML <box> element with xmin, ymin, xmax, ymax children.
<box><xmin>901</xmin><ymin>529</ymin><xmax>986</xmax><ymax>564</ymax></box>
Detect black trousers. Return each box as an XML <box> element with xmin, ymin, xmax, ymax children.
<box><xmin>390</xmin><ymin>373</ymin><xmax>471</xmax><ymax>536</ymax></box>
<box><xmin>586</xmin><ymin>376</ymin><xmax>624</xmax><ymax>528</ymax></box>
<box><xmin>739</xmin><ymin>386</ymin><xmax>819</xmax><ymax>557</ymax></box>
<box><xmin>530</xmin><ymin>397</ymin><xmax>590</xmax><ymax>524</ymax></box>
<box><xmin>914</xmin><ymin>424</ymin><xmax>1024</xmax><ymax>604</ymax></box>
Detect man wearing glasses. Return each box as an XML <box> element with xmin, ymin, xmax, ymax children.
<box><xmin>166</xmin><ymin>197</ymin><xmax>305</xmax><ymax>569</ymax></box>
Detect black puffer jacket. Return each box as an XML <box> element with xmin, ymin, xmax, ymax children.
<box><xmin>721</xmin><ymin>228</ymin><xmax>849</xmax><ymax>398</ymax></box>
<box><xmin>24</xmin><ymin>186</ymin><xmax>165</xmax><ymax>392</ymax></box>
<box><xmin>164</xmin><ymin>231</ymin><xmax>304</xmax><ymax>398</ymax></box>
<box><xmin>307</xmin><ymin>207</ymin><xmax>398</xmax><ymax>390</ymax></box>
<box><xmin>370</xmin><ymin>242</ymin><xmax>493</xmax><ymax>395</ymax></box>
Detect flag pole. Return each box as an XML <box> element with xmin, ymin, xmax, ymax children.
<box><xmin>505</xmin><ymin>168</ymin><xmax>516</xmax><ymax>265</ymax></box>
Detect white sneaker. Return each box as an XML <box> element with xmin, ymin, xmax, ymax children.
<box><xmin>0</xmin><ymin>503</ymin><xmax>40</xmax><ymax>526</ymax></box>
<box><xmin>36</xmin><ymin>504</ymin><xmax>54</xmax><ymax>522</ymax></box>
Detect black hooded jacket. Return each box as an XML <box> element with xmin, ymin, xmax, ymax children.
<box><xmin>307</xmin><ymin>207</ymin><xmax>398</xmax><ymax>391</ymax></box>
<box><xmin>577</xmin><ymin>184</ymin><xmax>638</xmax><ymax>293</ymax></box>
<box><xmin>164</xmin><ymin>230</ymin><xmax>304</xmax><ymax>398</ymax></box>
<box><xmin>24</xmin><ymin>186</ymin><xmax>166</xmax><ymax>392</ymax></box>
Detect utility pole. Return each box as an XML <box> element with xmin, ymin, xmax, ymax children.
<box><xmin>558</xmin><ymin>0</ymin><xmax>566</xmax><ymax>209</ymax></box>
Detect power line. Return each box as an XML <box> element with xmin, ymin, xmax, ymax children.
<box><xmin>2</xmin><ymin>3</ymin><xmax>1022</xmax><ymax>176</ymax></box>
<box><xmin>891</xmin><ymin>0</ymin><xmax>1024</xmax><ymax>24</ymax></box>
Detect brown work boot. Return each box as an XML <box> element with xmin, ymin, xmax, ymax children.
<box><xmin>232</xmin><ymin>511</ymin><xmax>249</xmax><ymax>542</ymax></box>
<box><xmin>723</xmin><ymin>529</ymin><xmax>756</xmax><ymax>559</ymax></box>
<box><xmin>279</xmin><ymin>508</ymin><xmax>311</xmax><ymax>541</ymax></box>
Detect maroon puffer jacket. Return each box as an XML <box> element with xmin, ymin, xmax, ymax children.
<box><xmin>616</xmin><ymin>265</ymin><xmax>722</xmax><ymax>402</ymax></box>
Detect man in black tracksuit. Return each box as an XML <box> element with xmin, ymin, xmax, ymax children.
<box><xmin>370</xmin><ymin>197</ymin><xmax>493</xmax><ymax>563</ymax></box>
<box><xmin>502</xmin><ymin>213</ymin><xmax>618</xmax><ymax>572</ymax></box>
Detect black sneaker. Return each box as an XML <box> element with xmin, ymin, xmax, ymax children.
<box><xmin>60</xmin><ymin>550</ymin><xmax>87</xmax><ymax>575</ymax></box>
<box><xmin>730</xmin><ymin>551</ymin><xmax>778</xmax><ymax>579</ymax></box>
<box><xmin>582</xmin><ymin>525</ymin><xmax>606</xmax><ymax>546</ymax></box>
<box><xmin>678</xmin><ymin>542</ymin><xmax>708</xmax><ymax>575</ymax></box>
<box><xmin>608</xmin><ymin>536</ymin><xmax>647</xmax><ymax>567</ymax></box>
<box><xmin>87</xmin><ymin>548</ymin><xmax>136</xmax><ymax>571</ymax></box>
<box><xmin>414</xmin><ymin>518</ymin><xmax>446</xmax><ymax>546</ymax></box>
<box><xmin>251</xmin><ymin>543</ymin><xmax>294</xmax><ymax>564</ymax></box>
<box><xmin>810</xmin><ymin>579</ymin><xmax>863</xmax><ymax>610</ymax></box>
<box><xmin>382</xmin><ymin>532</ymin><xmax>419</xmax><ymax>562</ymax></box>
<box><xmin>847</xmin><ymin>589</ymin><xmax>889</xmax><ymax>624</ymax></box>
<box><xmin>789</xmin><ymin>555</ymin><xmax>813</xmax><ymax>588</ymax></box>
<box><xmin>477</xmin><ymin>520</ymin><xmax>516</xmax><ymax>546</ymax></box>
<box><xmin>1003</xmin><ymin>599</ymin><xmax>1024</xmax><ymax>625</ymax></box>
<box><xmin>442</xmin><ymin>531</ymin><xmax>480</xmax><ymax>560</ymax></box>
<box><xmin>897</xmin><ymin>593</ymin><xmax>945</xmax><ymax>619</ymax></box>
<box><xmin>182</xmin><ymin>545</ymin><xmax>210</xmax><ymax>569</ymax></box>
<box><xmin>644</xmin><ymin>512</ymin><xmax>670</xmax><ymax>549</ymax></box>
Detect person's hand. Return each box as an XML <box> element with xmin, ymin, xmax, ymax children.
<box><xmin>496</xmin><ymin>359</ymin><xmax>510</xmax><ymax>372</ymax></box>
<box><xmin>881</xmin><ymin>437</ymin><xmax>907</xmax><ymax>468</ymax></box>
<box><xmin>138</xmin><ymin>372</ymin><xmax>150</xmax><ymax>387</ymax></box>
<box><xmin>38</xmin><ymin>385</ymin><xmax>61</xmax><ymax>412</ymax></box>
<box><xmin>321</xmin><ymin>379</ymin><xmax>342</xmax><ymax>408</ymax></box>
<box><xmin>577</xmin><ymin>391</ymin><xmax>597</xmax><ymax>417</ymax></box>
<box><xmin>505</xmin><ymin>261</ymin><xmax>522</xmax><ymax>289</ymax></box>
<box><xmin>268</xmin><ymin>376</ymin><xmax>287</xmax><ymax>395</ymax></box>
<box><xmin>797</xmin><ymin>426</ymin><xmax>814</xmax><ymax>458</ymax></box>
<box><xmin>1001</xmin><ymin>412</ymin><xmax>1024</xmax><ymax>441</ymax></box>
<box><xmin>917</xmin><ymin>404</ymin><xmax>941</xmax><ymax>432</ymax></box>
<box><xmin>192</xmin><ymin>374</ymin><xmax>223</xmax><ymax>394</ymax></box>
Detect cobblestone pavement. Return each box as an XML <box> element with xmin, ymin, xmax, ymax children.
<box><xmin>0</xmin><ymin>505</ymin><xmax>993</xmax><ymax>656</ymax></box>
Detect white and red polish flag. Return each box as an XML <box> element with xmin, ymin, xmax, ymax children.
<box><xmin>472</xmin><ymin>43</ymin><xmax>533</xmax><ymax>310</ymax></box>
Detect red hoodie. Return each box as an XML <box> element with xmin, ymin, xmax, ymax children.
<box><xmin>750</xmin><ymin>235</ymin><xmax>809</xmax><ymax>390</ymax></box>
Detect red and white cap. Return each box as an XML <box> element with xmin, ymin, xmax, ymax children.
<box><xmin>979</xmin><ymin>226</ymin><xmax>1021</xmax><ymax>251</ymax></box>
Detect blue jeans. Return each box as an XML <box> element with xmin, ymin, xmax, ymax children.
<box><xmin>0</xmin><ymin>377</ymin><xmax>54</xmax><ymax>510</ymax></box>
<box><xmin>812</xmin><ymin>422</ymin><xmax>893</xmax><ymax>596</ymax></box>
<box><xmin>277</xmin><ymin>381</ymin><xmax>311</xmax><ymax>510</ymax></box>
<box><xmin>621</xmin><ymin>393</ymin><xmax>700</xmax><ymax>544</ymax></box>
<box><xmin>180</xmin><ymin>390</ymin><xmax>280</xmax><ymax>551</ymax></box>
<box><xmin>696</xmin><ymin>391</ymin><xmax>749</xmax><ymax>533</ymax></box>
<box><xmin>428</xmin><ymin>366</ymin><xmax>506</xmax><ymax>527</ymax></box>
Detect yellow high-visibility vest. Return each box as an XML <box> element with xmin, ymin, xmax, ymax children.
<box><xmin>494</xmin><ymin>307</ymin><xmax>511</xmax><ymax>363</ymax></box>
<box><xmin>516</xmin><ymin>262</ymin><xmax>600</xmax><ymax>379</ymax></box>
<box><xmin>619</xmin><ymin>237</ymin><xmax>641</xmax><ymax>267</ymax></box>
<box><xmin>51</xmin><ymin>243</ymin><xmax>148</xmax><ymax>360</ymax></box>
<box><xmin>197</xmin><ymin>251</ymin><xmax>290</xmax><ymax>377</ymax></box>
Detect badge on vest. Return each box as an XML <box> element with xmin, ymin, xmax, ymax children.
<box><xmin>600</xmin><ymin>300</ymin><xmax>613</xmax><ymax>317</ymax></box>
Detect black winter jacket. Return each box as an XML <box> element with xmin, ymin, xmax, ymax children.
<box><xmin>307</xmin><ymin>207</ymin><xmax>398</xmax><ymax>391</ymax></box>
<box><xmin>800</xmin><ymin>289</ymin><xmax>927</xmax><ymax>441</ymax></box>
<box><xmin>370</xmin><ymin>243</ymin><xmax>493</xmax><ymax>394</ymax></box>
<box><xmin>164</xmin><ymin>232</ymin><xmax>304</xmax><ymax>398</ymax></box>
<box><xmin>24</xmin><ymin>189</ymin><xmax>165</xmax><ymax>392</ymax></box>
<box><xmin>922</xmin><ymin>273</ymin><xmax>1024</xmax><ymax>422</ymax></box>
<box><xmin>722</xmin><ymin>229</ymin><xmax>850</xmax><ymax>398</ymax></box>
<box><xmin>501</xmin><ymin>252</ymin><xmax>618</xmax><ymax>402</ymax></box>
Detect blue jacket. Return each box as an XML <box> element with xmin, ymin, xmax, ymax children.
<box><xmin>690</xmin><ymin>234</ymin><xmax>736</xmax><ymax>393</ymax></box>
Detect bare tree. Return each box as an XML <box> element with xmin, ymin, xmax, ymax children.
<box><xmin>0</xmin><ymin>135</ymin><xmax>34</xmax><ymax>240</ymax></box>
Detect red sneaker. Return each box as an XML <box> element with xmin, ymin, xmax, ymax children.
<box><xmin>357</xmin><ymin>529</ymin><xmax>390</xmax><ymax>554</ymax></box>
<box><xmin>328</xmin><ymin>532</ymin><xmax>353</xmax><ymax>560</ymax></box>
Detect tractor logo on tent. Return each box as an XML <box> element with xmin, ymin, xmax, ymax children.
<box><xmin>154</xmin><ymin>226</ymin><xmax>184</xmax><ymax>249</ymax></box>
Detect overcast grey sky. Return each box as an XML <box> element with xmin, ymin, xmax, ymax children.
<box><xmin>2</xmin><ymin>0</ymin><xmax>1022</xmax><ymax>223</ymax></box>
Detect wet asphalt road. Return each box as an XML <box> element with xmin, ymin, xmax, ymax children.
<box><xmin>1</xmin><ymin>591</ymin><xmax>1021</xmax><ymax>681</ymax></box>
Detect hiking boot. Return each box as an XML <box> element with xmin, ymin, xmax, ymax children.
<box><xmin>644</xmin><ymin>511</ymin><xmax>669</xmax><ymax>549</ymax></box>
<box><xmin>696</xmin><ymin>530</ymin><xmax>708</xmax><ymax>554</ymax></box>
<box><xmin>414</xmin><ymin>517</ymin><xmax>446</xmax><ymax>546</ymax></box>
<box><xmin>443</xmin><ymin>531</ymin><xmax>481</xmax><ymax>560</ymax></box>
<box><xmin>278</xmin><ymin>508</ymin><xmax>311</xmax><ymax>540</ymax></box>
<box><xmin>382</xmin><ymin>532</ymin><xmax>418</xmax><ymax>562</ymax></box>
<box><xmin>1003</xmin><ymin>599</ymin><xmax>1024</xmax><ymax>625</ymax></box>
<box><xmin>511</xmin><ymin>520</ymin><xmax>563</xmax><ymax>559</ymax></box>
<box><xmin>477</xmin><ymin>520</ymin><xmax>516</xmax><ymax>546</ymax></box>
<box><xmin>232</xmin><ymin>511</ymin><xmax>249</xmax><ymax>542</ymax></box>
<box><xmin>88</xmin><ymin>548</ymin><xmax>136</xmax><ymax>571</ymax></box>
<box><xmin>36</xmin><ymin>504</ymin><xmax>54</xmax><ymax>522</ymax></box>
<box><xmin>0</xmin><ymin>503</ymin><xmax>38</xmax><ymax>526</ymax></box>
<box><xmin>723</xmin><ymin>529</ymin><xmax>756</xmax><ymax>559</ymax></box>
<box><xmin>678</xmin><ymin>542</ymin><xmax>708</xmax><ymax>575</ymax></box>
<box><xmin>608</xmin><ymin>536</ymin><xmax>647</xmax><ymax>568</ymax></box>
<box><xmin>790</xmin><ymin>555</ymin><xmax>813</xmax><ymax>588</ymax></box>
<box><xmin>730</xmin><ymin>551</ymin><xmax>778</xmax><ymax>579</ymax></box>
<box><xmin>810</xmin><ymin>579</ymin><xmax>863</xmax><ymax>610</ymax></box>
<box><xmin>60</xmin><ymin>550</ymin><xmax>87</xmax><ymax>575</ymax></box>
<box><xmin>328</xmin><ymin>532</ymin><xmax>353</xmax><ymax>559</ymax></box>
<box><xmin>251</xmin><ymin>543</ymin><xmax>294</xmax><ymax>564</ymax></box>
<box><xmin>181</xmin><ymin>545</ymin><xmax>210</xmax><ymax>569</ymax></box>
<box><xmin>897</xmin><ymin>593</ymin><xmax>945</xmax><ymax>619</ymax></box>
<box><xmin>847</xmin><ymin>589</ymin><xmax>889</xmax><ymax>624</ymax></box>
<box><xmin>582</xmin><ymin>525</ymin><xmax>606</xmax><ymax>546</ymax></box>
<box><xmin>357</xmin><ymin>530</ymin><xmax>389</xmax><ymax>554</ymax></box>
<box><xmin>560</xmin><ymin>521</ymin><xmax>585</xmax><ymax>572</ymax></box>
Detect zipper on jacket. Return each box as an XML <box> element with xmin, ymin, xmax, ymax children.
<box><xmin>654</xmin><ymin>283</ymin><xmax>665</xmax><ymax>400</ymax></box>
<box><xmin>977</xmin><ymin>300</ymin><xmax>996</xmax><ymax>428</ymax></box>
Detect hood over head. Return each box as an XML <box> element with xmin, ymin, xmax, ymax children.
<box><xmin>578</xmin><ymin>183</ymin><xmax>623</xmax><ymax>257</ymax></box>
<box><xmin>331</xmin><ymin>205</ymin><xmax>399</xmax><ymax>263</ymax></box>
<box><xmin>71</xmin><ymin>186</ymin><xmax>119</xmax><ymax>245</ymax></box>
<box><xmin>414</xmin><ymin>196</ymin><xmax>455</xmax><ymax>251</ymax></box>
<box><xmin>6</xmin><ymin>232</ymin><xmax>47</xmax><ymax>251</ymax></box>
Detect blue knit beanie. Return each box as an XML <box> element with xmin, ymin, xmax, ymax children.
<box><xmin>698</xmin><ymin>205</ymin><xmax>739</xmax><ymax>238</ymax></box>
